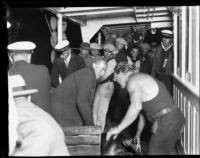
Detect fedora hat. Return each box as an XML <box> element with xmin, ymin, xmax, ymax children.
<box><xmin>80</xmin><ymin>42</ymin><xmax>90</xmax><ymax>50</ymax></box>
<box><xmin>90</xmin><ymin>43</ymin><xmax>102</xmax><ymax>50</ymax></box>
<box><xmin>8</xmin><ymin>74</ymin><xmax>38</xmax><ymax>97</ymax></box>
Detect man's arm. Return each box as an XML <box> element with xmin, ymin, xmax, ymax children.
<box><xmin>51</xmin><ymin>61</ymin><xmax>60</xmax><ymax>88</ymax></box>
<box><xmin>135</xmin><ymin>112</ymin><xmax>145</xmax><ymax>138</ymax></box>
<box><xmin>78</xmin><ymin>56</ymin><xmax>86</xmax><ymax>69</ymax></box>
<box><xmin>76</xmin><ymin>75</ymin><xmax>94</xmax><ymax>125</ymax></box>
<box><xmin>106</xmin><ymin>82</ymin><xmax>142</xmax><ymax>140</ymax></box>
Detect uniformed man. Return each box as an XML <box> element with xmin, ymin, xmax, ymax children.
<box><xmin>151</xmin><ymin>30</ymin><xmax>174</xmax><ymax>95</ymax></box>
<box><xmin>8</xmin><ymin>41</ymin><xmax>52</xmax><ymax>115</ymax></box>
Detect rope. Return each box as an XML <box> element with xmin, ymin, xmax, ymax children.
<box><xmin>40</xmin><ymin>8</ymin><xmax>56</xmax><ymax>45</ymax></box>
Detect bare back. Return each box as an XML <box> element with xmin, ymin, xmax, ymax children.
<box><xmin>127</xmin><ymin>73</ymin><xmax>159</xmax><ymax>103</ymax></box>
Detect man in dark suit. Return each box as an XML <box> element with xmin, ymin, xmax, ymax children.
<box><xmin>51</xmin><ymin>40</ymin><xmax>85</xmax><ymax>88</ymax></box>
<box><xmin>151</xmin><ymin>30</ymin><xmax>174</xmax><ymax>95</ymax></box>
<box><xmin>51</xmin><ymin>59</ymin><xmax>107</xmax><ymax>126</ymax></box>
<box><xmin>8</xmin><ymin>41</ymin><xmax>52</xmax><ymax>115</ymax></box>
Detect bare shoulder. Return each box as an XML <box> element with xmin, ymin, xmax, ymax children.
<box><xmin>127</xmin><ymin>73</ymin><xmax>155</xmax><ymax>91</ymax></box>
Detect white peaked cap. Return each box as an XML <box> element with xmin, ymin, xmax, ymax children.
<box><xmin>54</xmin><ymin>40</ymin><xmax>70</xmax><ymax>51</ymax></box>
<box><xmin>7</xmin><ymin>41</ymin><xmax>36</xmax><ymax>51</ymax></box>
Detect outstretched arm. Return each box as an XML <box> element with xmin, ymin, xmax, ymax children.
<box><xmin>135</xmin><ymin>112</ymin><xmax>145</xmax><ymax>138</ymax></box>
<box><xmin>106</xmin><ymin>82</ymin><xmax>142</xmax><ymax>141</ymax></box>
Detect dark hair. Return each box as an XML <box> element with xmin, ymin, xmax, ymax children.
<box><xmin>115</xmin><ymin>62</ymin><xmax>135</xmax><ymax>74</ymax></box>
<box><xmin>130</xmin><ymin>44</ymin><xmax>140</xmax><ymax>51</ymax></box>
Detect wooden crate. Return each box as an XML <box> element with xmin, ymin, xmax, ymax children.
<box><xmin>62</xmin><ymin>126</ymin><xmax>101</xmax><ymax>156</ymax></box>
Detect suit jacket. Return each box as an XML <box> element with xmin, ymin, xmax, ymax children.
<box><xmin>139</xmin><ymin>54</ymin><xmax>152</xmax><ymax>74</ymax></box>
<box><xmin>151</xmin><ymin>44</ymin><xmax>173</xmax><ymax>77</ymax></box>
<box><xmin>13</xmin><ymin>100</ymin><xmax>69</xmax><ymax>156</ymax></box>
<box><xmin>51</xmin><ymin>67</ymin><xmax>96</xmax><ymax>126</ymax></box>
<box><xmin>115</xmin><ymin>48</ymin><xmax>128</xmax><ymax>64</ymax></box>
<box><xmin>9</xmin><ymin>60</ymin><xmax>52</xmax><ymax>115</ymax></box>
<box><xmin>51</xmin><ymin>53</ymin><xmax>85</xmax><ymax>88</ymax></box>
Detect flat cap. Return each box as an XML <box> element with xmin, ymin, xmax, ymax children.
<box><xmin>103</xmin><ymin>43</ymin><xmax>116</xmax><ymax>52</ymax></box>
<box><xmin>54</xmin><ymin>40</ymin><xmax>70</xmax><ymax>51</ymax></box>
<box><xmin>116</xmin><ymin>38</ymin><xmax>128</xmax><ymax>47</ymax></box>
<box><xmin>7</xmin><ymin>41</ymin><xmax>36</xmax><ymax>53</ymax></box>
<box><xmin>161</xmin><ymin>30</ymin><xmax>173</xmax><ymax>38</ymax></box>
<box><xmin>140</xmin><ymin>43</ymin><xmax>151</xmax><ymax>50</ymax></box>
<box><xmin>90</xmin><ymin>43</ymin><xmax>102</xmax><ymax>50</ymax></box>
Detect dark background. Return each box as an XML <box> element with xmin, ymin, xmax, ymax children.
<box><xmin>8</xmin><ymin>8</ymin><xmax>83</xmax><ymax>73</ymax></box>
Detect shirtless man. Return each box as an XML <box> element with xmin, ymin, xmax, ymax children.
<box><xmin>106</xmin><ymin>62</ymin><xmax>185</xmax><ymax>155</ymax></box>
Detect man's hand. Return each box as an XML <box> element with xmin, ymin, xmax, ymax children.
<box><xmin>133</xmin><ymin>135</ymin><xmax>141</xmax><ymax>152</ymax></box>
<box><xmin>106</xmin><ymin>126</ymin><xmax>121</xmax><ymax>141</ymax></box>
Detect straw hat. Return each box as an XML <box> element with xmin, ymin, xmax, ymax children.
<box><xmin>8</xmin><ymin>74</ymin><xmax>38</xmax><ymax>97</ymax></box>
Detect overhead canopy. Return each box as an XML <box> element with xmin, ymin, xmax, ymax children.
<box><xmin>45</xmin><ymin>6</ymin><xmax>172</xmax><ymax>42</ymax></box>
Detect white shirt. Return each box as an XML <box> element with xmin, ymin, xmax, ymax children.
<box><xmin>64</xmin><ymin>53</ymin><xmax>71</xmax><ymax>67</ymax></box>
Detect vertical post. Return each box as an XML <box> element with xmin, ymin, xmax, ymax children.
<box><xmin>181</xmin><ymin>6</ymin><xmax>186</xmax><ymax>81</ymax></box>
<box><xmin>57</xmin><ymin>13</ymin><xmax>63</xmax><ymax>43</ymax></box>
<box><xmin>173</xmin><ymin>12</ymin><xmax>178</xmax><ymax>77</ymax></box>
<box><xmin>98</xmin><ymin>32</ymin><xmax>101</xmax><ymax>45</ymax></box>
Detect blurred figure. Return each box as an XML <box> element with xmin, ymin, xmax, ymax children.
<box><xmin>50</xmin><ymin>18</ymin><xmax>68</xmax><ymax>63</ymax></box>
<box><xmin>148</xmin><ymin>41</ymin><xmax>159</xmax><ymax>65</ymax></box>
<box><xmin>9</xmin><ymin>74</ymin><xmax>69</xmax><ymax>156</ymax></box>
<box><xmin>101</xmin><ymin>27</ymin><xmax>116</xmax><ymax>45</ymax></box>
<box><xmin>125</xmin><ymin>34</ymin><xmax>135</xmax><ymax>52</ymax></box>
<box><xmin>90</xmin><ymin>42</ymin><xmax>102</xmax><ymax>59</ymax></box>
<box><xmin>51</xmin><ymin>40</ymin><xmax>85</xmax><ymax>88</ymax></box>
<box><xmin>139</xmin><ymin>42</ymin><xmax>152</xmax><ymax>74</ymax></box>
<box><xmin>8</xmin><ymin>41</ymin><xmax>52</xmax><ymax>115</ymax></box>
<box><xmin>79</xmin><ymin>42</ymin><xmax>93</xmax><ymax>67</ymax></box>
<box><xmin>51</xmin><ymin>59</ymin><xmax>107</xmax><ymax>126</ymax></box>
<box><xmin>151</xmin><ymin>30</ymin><xmax>174</xmax><ymax>95</ymax></box>
<box><xmin>115</xmin><ymin>37</ymin><xmax>128</xmax><ymax>63</ymax></box>
<box><xmin>127</xmin><ymin>45</ymin><xmax>141</xmax><ymax>72</ymax></box>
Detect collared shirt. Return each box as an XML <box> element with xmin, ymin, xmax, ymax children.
<box><xmin>161</xmin><ymin>42</ymin><xmax>173</xmax><ymax>52</ymax></box>
<box><xmin>64</xmin><ymin>53</ymin><xmax>71</xmax><ymax>67</ymax></box>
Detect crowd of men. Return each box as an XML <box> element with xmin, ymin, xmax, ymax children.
<box><xmin>8</xmin><ymin>25</ymin><xmax>185</xmax><ymax>155</ymax></box>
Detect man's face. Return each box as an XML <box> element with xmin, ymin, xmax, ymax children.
<box><xmin>104</xmin><ymin>50</ymin><xmax>112</xmax><ymax>60</ymax></box>
<box><xmin>95</xmin><ymin>62</ymin><xmax>107</xmax><ymax>80</ymax></box>
<box><xmin>102</xmin><ymin>29</ymin><xmax>109</xmax><ymax>37</ymax></box>
<box><xmin>113</xmin><ymin>72</ymin><xmax>127</xmax><ymax>88</ymax></box>
<box><xmin>62</xmin><ymin>48</ymin><xmax>71</xmax><ymax>59</ymax></box>
<box><xmin>162</xmin><ymin>37</ymin><xmax>172</xmax><ymax>47</ymax></box>
<box><xmin>141</xmin><ymin>47</ymin><xmax>149</xmax><ymax>55</ymax></box>
<box><xmin>116</xmin><ymin>42</ymin><xmax>124</xmax><ymax>51</ymax></box>
<box><xmin>81</xmin><ymin>49</ymin><xmax>89</xmax><ymax>56</ymax></box>
<box><xmin>131</xmin><ymin>48</ymin><xmax>139</xmax><ymax>58</ymax></box>
<box><xmin>151</xmin><ymin>47</ymin><xmax>157</xmax><ymax>54</ymax></box>
<box><xmin>127</xmin><ymin>35</ymin><xmax>133</xmax><ymax>43</ymax></box>
<box><xmin>91</xmin><ymin>49</ymin><xmax>99</xmax><ymax>57</ymax></box>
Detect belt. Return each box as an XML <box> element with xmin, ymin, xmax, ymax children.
<box><xmin>151</xmin><ymin>106</ymin><xmax>178</xmax><ymax>121</ymax></box>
